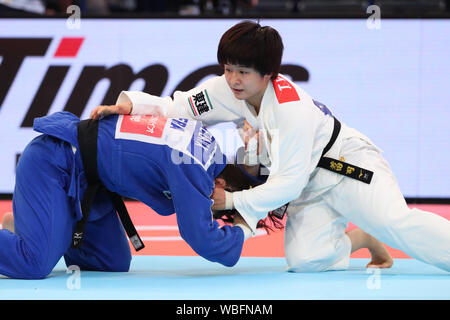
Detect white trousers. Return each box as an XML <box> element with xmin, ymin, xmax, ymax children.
<box><xmin>284</xmin><ymin>197</ymin><xmax>351</xmax><ymax>272</ymax></box>
<box><xmin>285</xmin><ymin>136</ymin><xmax>450</xmax><ymax>272</ymax></box>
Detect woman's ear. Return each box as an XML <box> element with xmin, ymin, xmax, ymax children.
<box><xmin>264</xmin><ymin>73</ymin><xmax>273</xmax><ymax>82</ymax></box>
<box><xmin>214</xmin><ymin>177</ymin><xmax>227</xmax><ymax>188</ymax></box>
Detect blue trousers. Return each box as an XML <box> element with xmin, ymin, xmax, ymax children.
<box><xmin>0</xmin><ymin>135</ymin><xmax>131</xmax><ymax>279</ymax></box>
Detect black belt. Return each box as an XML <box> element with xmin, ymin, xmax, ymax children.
<box><xmin>317</xmin><ymin>117</ymin><xmax>374</xmax><ymax>184</ymax></box>
<box><xmin>71</xmin><ymin>119</ymin><xmax>145</xmax><ymax>252</ymax></box>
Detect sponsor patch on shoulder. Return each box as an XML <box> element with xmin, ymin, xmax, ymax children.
<box><xmin>187</xmin><ymin>89</ymin><xmax>213</xmax><ymax>117</ymax></box>
<box><xmin>273</xmin><ymin>75</ymin><xmax>300</xmax><ymax>104</ymax></box>
<box><xmin>118</xmin><ymin>114</ymin><xmax>167</xmax><ymax>138</ymax></box>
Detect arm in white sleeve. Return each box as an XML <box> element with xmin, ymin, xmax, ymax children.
<box><xmin>116</xmin><ymin>91</ymin><xmax>191</xmax><ymax>118</ymax></box>
<box><xmin>235</xmin><ymin>224</ymin><xmax>253</xmax><ymax>240</ymax></box>
<box><xmin>115</xmin><ymin>75</ymin><xmax>244</xmax><ymax>127</ymax></box>
<box><xmin>232</xmin><ymin>104</ymin><xmax>320</xmax><ymax>233</ymax></box>
<box><xmin>224</xmin><ymin>190</ymin><xmax>234</xmax><ymax>210</ymax></box>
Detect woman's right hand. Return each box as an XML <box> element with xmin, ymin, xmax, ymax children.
<box><xmin>89</xmin><ymin>102</ymin><xmax>132</xmax><ymax>119</ymax></box>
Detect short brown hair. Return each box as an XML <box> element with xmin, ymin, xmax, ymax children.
<box><xmin>217</xmin><ymin>21</ymin><xmax>284</xmax><ymax>80</ymax></box>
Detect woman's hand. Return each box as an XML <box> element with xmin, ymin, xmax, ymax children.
<box><xmin>1</xmin><ymin>212</ymin><xmax>14</xmax><ymax>233</ymax></box>
<box><xmin>241</xmin><ymin>120</ymin><xmax>263</xmax><ymax>155</ymax></box>
<box><xmin>89</xmin><ymin>102</ymin><xmax>132</xmax><ymax>119</ymax></box>
<box><xmin>211</xmin><ymin>186</ymin><xmax>227</xmax><ymax>210</ymax></box>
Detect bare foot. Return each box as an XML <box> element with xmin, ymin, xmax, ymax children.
<box><xmin>366</xmin><ymin>234</ymin><xmax>393</xmax><ymax>269</ymax></box>
<box><xmin>2</xmin><ymin>212</ymin><xmax>14</xmax><ymax>233</ymax></box>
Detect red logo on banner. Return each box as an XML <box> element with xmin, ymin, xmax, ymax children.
<box><xmin>273</xmin><ymin>75</ymin><xmax>300</xmax><ymax>104</ymax></box>
<box><xmin>119</xmin><ymin>115</ymin><xmax>167</xmax><ymax>138</ymax></box>
<box><xmin>54</xmin><ymin>37</ymin><xmax>84</xmax><ymax>57</ymax></box>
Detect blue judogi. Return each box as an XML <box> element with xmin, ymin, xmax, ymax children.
<box><xmin>0</xmin><ymin>112</ymin><xmax>244</xmax><ymax>279</ymax></box>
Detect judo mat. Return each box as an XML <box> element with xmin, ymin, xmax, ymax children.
<box><xmin>0</xmin><ymin>256</ymin><xmax>448</xmax><ymax>300</ymax></box>
<box><xmin>0</xmin><ymin>201</ymin><xmax>449</xmax><ymax>301</ymax></box>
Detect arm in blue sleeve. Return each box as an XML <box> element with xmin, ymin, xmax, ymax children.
<box><xmin>169</xmin><ymin>171</ymin><xmax>244</xmax><ymax>267</ymax></box>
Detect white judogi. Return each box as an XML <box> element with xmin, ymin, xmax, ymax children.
<box><xmin>116</xmin><ymin>74</ymin><xmax>450</xmax><ymax>272</ymax></box>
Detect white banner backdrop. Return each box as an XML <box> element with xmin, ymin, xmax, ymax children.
<box><xmin>0</xmin><ymin>18</ymin><xmax>449</xmax><ymax>198</ymax></box>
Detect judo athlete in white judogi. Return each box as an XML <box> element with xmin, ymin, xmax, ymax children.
<box><xmin>91</xmin><ymin>21</ymin><xmax>450</xmax><ymax>272</ymax></box>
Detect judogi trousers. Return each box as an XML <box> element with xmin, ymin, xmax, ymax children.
<box><xmin>285</xmin><ymin>135</ymin><xmax>450</xmax><ymax>272</ymax></box>
<box><xmin>0</xmin><ymin>135</ymin><xmax>131</xmax><ymax>279</ymax></box>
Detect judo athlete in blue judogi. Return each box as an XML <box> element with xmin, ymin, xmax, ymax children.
<box><xmin>0</xmin><ymin>111</ymin><xmax>246</xmax><ymax>279</ymax></box>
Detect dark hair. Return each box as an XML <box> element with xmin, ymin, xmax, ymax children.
<box><xmin>213</xmin><ymin>164</ymin><xmax>285</xmax><ymax>233</ymax></box>
<box><xmin>217</xmin><ymin>21</ymin><xmax>284</xmax><ymax>80</ymax></box>
<box><xmin>216</xmin><ymin>164</ymin><xmax>252</xmax><ymax>193</ymax></box>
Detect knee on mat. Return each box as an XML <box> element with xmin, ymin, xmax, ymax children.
<box><xmin>287</xmin><ymin>257</ymin><xmax>333</xmax><ymax>272</ymax></box>
<box><xmin>19</xmin><ymin>262</ymin><xmax>53</xmax><ymax>279</ymax></box>
<box><xmin>73</xmin><ymin>255</ymin><xmax>131</xmax><ymax>272</ymax></box>
<box><xmin>286</xmin><ymin>251</ymin><xmax>349</xmax><ymax>273</ymax></box>
<box><xmin>96</xmin><ymin>251</ymin><xmax>132</xmax><ymax>272</ymax></box>
<box><xmin>107</xmin><ymin>254</ymin><xmax>132</xmax><ymax>272</ymax></box>
<box><xmin>13</xmin><ymin>249</ymin><xmax>54</xmax><ymax>279</ymax></box>
<box><xmin>64</xmin><ymin>246</ymin><xmax>132</xmax><ymax>272</ymax></box>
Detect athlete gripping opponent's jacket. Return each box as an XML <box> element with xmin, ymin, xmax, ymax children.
<box><xmin>90</xmin><ymin>21</ymin><xmax>450</xmax><ymax>272</ymax></box>
<box><xmin>0</xmin><ymin>111</ymin><xmax>250</xmax><ymax>279</ymax></box>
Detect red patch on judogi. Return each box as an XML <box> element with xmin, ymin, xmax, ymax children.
<box><xmin>119</xmin><ymin>115</ymin><xmax>167</xmax><ymax>138</ymax></box>
<box><xmin>273</xmin><ymin>75</ymin><xmax>300</xmax><ymax>104</ymax></box>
